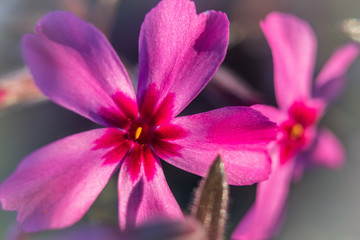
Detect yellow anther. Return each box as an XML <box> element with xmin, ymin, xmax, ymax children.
<box><xmin>290</xmin><ymin>123</ymin><xmax>304</xmax><ymax>140</ymax></box>
<box><xmin>135</xmin><ymin>127</ymin><xmax>143</xmax><ymax>140</ymax></box>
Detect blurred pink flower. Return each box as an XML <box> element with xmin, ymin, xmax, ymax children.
<box><xmin>232</xmin><ymin>12</ymin><xmax>359</xmax><ymax>240</ymax></box>
<box><xmin>0</xmin><ymin>69</ymin><xmax>44</xmax><ymax>109</ymax></box>
<box><xmin>0</xmin><ymin>0</ymin><xmax>277</xmax><ymax>233</ymax></box>
<box><xmin>0</xmin><ymin>88</ymin><xmax>5</xmax><ymax>104</ymax></box>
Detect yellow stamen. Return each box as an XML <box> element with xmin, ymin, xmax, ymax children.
<box><xmin>135</xmin><ymin>127</ymin><xmax>143</xmax><ymax>140</ymax></box>
<box><xmin>290</xmin><ymin>123</ymin><xmax>304</xmax><ymax>140</ymax></box>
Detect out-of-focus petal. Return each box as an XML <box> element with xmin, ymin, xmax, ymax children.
<box><xmin>122</xmin><ymin>217</ymin><xmax>207</xmax><ymax>240</ymax></box>
<box><xmin>137</xmin><ymin>0</ymin><xmax>229</xmax><ymax>118</ymax></box>
<box><xmin>252</xmin><ymin>104</ymin><xmax>287</xmax><ymax>125</ymax></box>
<box><xmin>260</xmin><ymin>12</ymin><xmax>317</xmax><ymax>110</ymax></box>
<box><xmin>291</xmin><ymin>152</ymin><xmax>309</xmax><ymax>183</ymax></box>
<box><xmin>209</xmin><ymin>66</ymin><xmax>263</xmax><ymax>106</ymax></box>
<box><xmin>232</xmin><ymin>154</ymin><xmax>295</xmax><ymax>240</ymax></box>
<box><xmin>0</xmin><ymin>88</ymin><xmax>6</xmax><ymax>105</ymax></box>
<box><xmin>118</xmin><ymin>150</ymin><xmax>182</xmax><ymax>230</ymax></box>
<box><xmin>22</xmin><ymin>11</ymin><xmax>137</xmax><ymax>126</ymax></box>
<box><xmin>49</xmin><ymin>225</ymin><xmax>121</xmax><ymax>240</ymax></box>
<box><xmin>314</xmin><ymin>43</ymin><xmax>359</xmax><ymax>104</ymax></box>
<box><xmin>160</xmin><ymin>107</ymin><xmax>278</xmax><ymax>185</ymax></box>
<box><xmin>308</xmin><ymin>128</ymin><xmax>346</xmax><ymax>169</ymax></box>
<box><xmin>0</xmin><ymin>129</ymin><xmax>124</xmax><ymax>232</ymax></box>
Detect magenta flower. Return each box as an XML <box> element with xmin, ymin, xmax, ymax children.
<box><xmin>0</xmin><ymin>0</ymin><xmax>277</xmax><ymax>233</ymax></box>
<box><xmin>0</xmin><ymin>88</ymin><xmax>5</xmax><ymax>105</ymax></box>
<box><xmin>232</xmin><ymin>12</ymin><xmax>359</xmax><ymax>240</ymax></box>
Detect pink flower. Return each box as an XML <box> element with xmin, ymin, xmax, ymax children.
<box><xmin>0</xmin><ymin>0</ymin><xmax>277</xmax><ymax>232</ymax></box>
<box><xmin>232</xmin><ymin>12</ymin><xmax>359</xmax><ymax>240</ymax></box>
<box><xmin>0</xmin><ymin>88</ymin><xmax>5</xmax><ymax>105</ymax></box>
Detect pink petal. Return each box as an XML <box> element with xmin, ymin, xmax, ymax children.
<box><xmin>287</xmin><ymin>100</ymin><xmax>322</xmax><ymax>127</ymax></box>
<box><xmin>22</xmin><ymin>11</ymin><xmax>137</xmax><ymax>126</ymax></box>
<box><xmin>0</xmin><ymin>129</ymin><xmax>125</xmax><ymax>232</ymax></box>
<box><xmin>314</xmin><ymin>43</ymin><xmax>359</xmax><ymax>104</ymax></box>
<box><xmin>0</xmin><ymin>88</ymin><xmax>5</xmax><ymax>104</ymax></box>
<box><xmin>251</xmin><ymin>104</ymin><xmax>287</xmax><ymax>125</ymax></box>
<box><xmin>118</xmin><ymin>149</ymin><xmax>182</xmax><ymax>230</ymax></box>
<box><xmin>232</xmin><ymin>153</ymin><xmax>295</xmax><ymax>240</ymax></box>
<box><xmin>92</xmin><ymin>128</ymin><xmax>132</xmax><ymax>165</ymax></box>
<box><xmin>291</xmin><ymin>153</ymin><xmax>309</xmax><ymax>183</ymax></box>
<box><xmin>308</xmin><ymin>128</ymin><xmax>346</xmax><ymax>169</ymax></box>
<box><xmin>159</xmin><ymin>107</ymin><xmax>278</xmax><ymax>185</ymax></box>
<box><xmin>137</xmin><ymin>0</ymin><xmax>229</xmax><ymax>118</ymax></box>
<box><xmin>260</xmin><ymin>12</ymin><xmax>317</xmax><ymax>110</ymax></box>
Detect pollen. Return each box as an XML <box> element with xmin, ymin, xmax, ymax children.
<box><xmin>290</xmin><ymin>123</ymin><xmax>304</xmax><ymax>140</ymax></box>
<box><xmin>135</xmin><ymin>126</ymin><xmax>143</xmax><ymax>140</ymax></box>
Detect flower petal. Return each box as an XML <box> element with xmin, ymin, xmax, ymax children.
<box><xmin>251</xmin><ymin>104</ymin><xmax>287</xmax><ymax>125</ymax></box>
<box><xmin>232</xmin><ymin>154</ymin><xmax>295</xmax><ymax>240</ymax></box>
<box><xmin>314</xmin><ymin>43</ymin><xmax>359</xmax><ymax>104</ymax></box>
<box><xmin>260</xmin><ymin>12</ymin><xmax>317</xmax><ymax>110</ymax></box>
<box><xmin>137</xmin><ymin>0</ymin><xmax>229</xmax><ymax>118</ymax></box>
<box><xmin>308</xmin><ymin>128</ymin><xmax>346</xmax><ymax>169</ymax></box>
<box><xmin>0</xmin><ymin>129</ymin><xmax>125</xmax><ymax>232</ymax></box>
<box><xmin>118</xmin><ymin>149</ymin><xmax>182</xmax><ymax>230</ymax></box>
<box><xmin>22</xmin><ymin>11</ymin><xmax>136</xmax><ymax>126</ymax></box>
<box><xmin>158</xmin><ymin>107</ymin><xmax>278</xmax><ymax>185</ymax></box>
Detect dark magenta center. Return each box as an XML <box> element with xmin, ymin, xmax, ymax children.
<box><xmin>127</xmin><ymin>120</ymin><xmax>153</xmax><ymax>145</ymax></box>
<box><xmin>278</xmin><ymin>101</ymin><xmax>319</xmax><ymax>164</ymax></box>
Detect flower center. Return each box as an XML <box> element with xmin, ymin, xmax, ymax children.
<box><xmin>290</xmin><ymin>123</ymin><xmax>304</xmax><ymax>140</ymax></box>
<box><xmin>127</xmin><ymin>120</ymin><xmax>152</xmax><ymax>145</ymax></box>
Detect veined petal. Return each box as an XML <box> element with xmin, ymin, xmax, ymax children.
<box><xmin>118</xmin><ymin>150</ymin><xmax>182</xmax><ymax>230</ymax></box>
<box><xmin>137</xmin><ymin>0</ymin><xmax>229</xmax><ymax>118</ymax></box>
<box><xmin>22</xmin><ymin>11</ymin><xmax>137</xmax><ymax>126</ymax></box>
<box><xmin>159</xmin><ymin>107</ymin><xmax>278</xmax><ymax>185</ymax></box>
<box><xmin>0</xmin><ymin>129</ymin><xmax>125</xmax><ymax>232</ymax></box>
<box><xmin>232</xmin><ymin>154</ymin><xmax>295</xmax><ymax>240</ymax></box>
<box><xmin>314</xmin><ymin>43</ymin><xmax>359</xmax><ymax>104</ymax></box>
<box><xmin>308</xmin><ymin>128</ymin><xmax>346</xmax><ymax>169</ymax></box>
<box><xmin>260</xmin><ymin>12</ymin><xmax>317</xmax><ymax>110</ymax></box>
